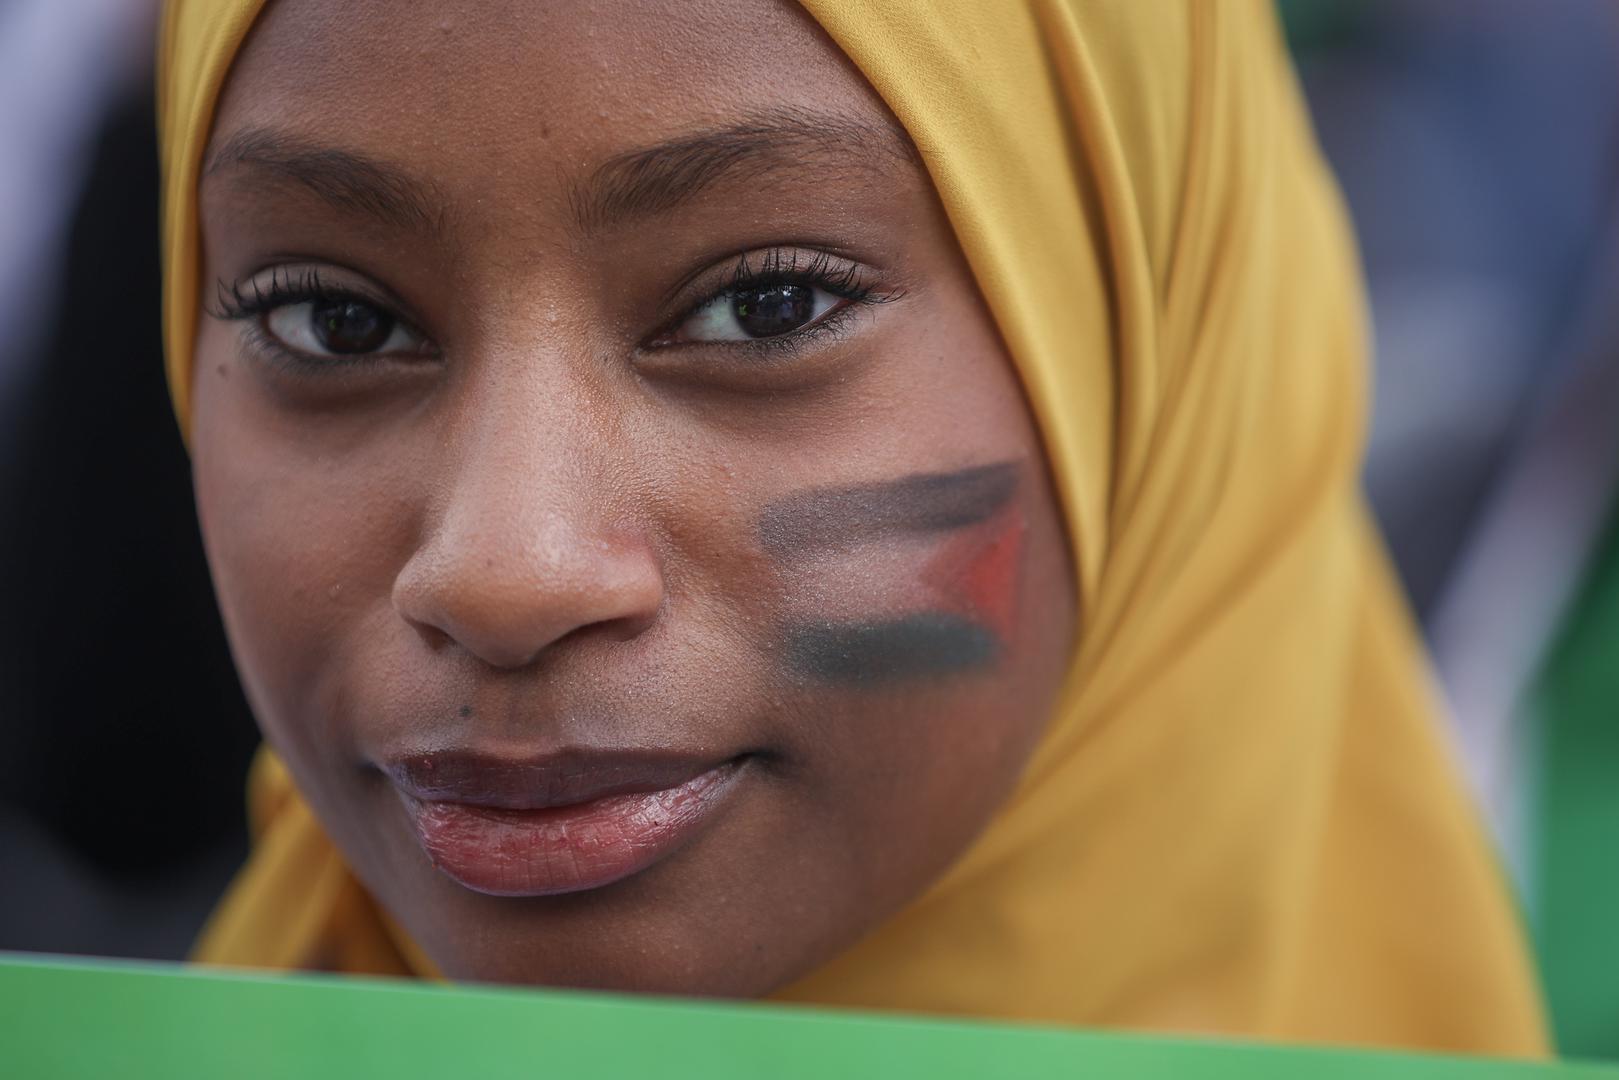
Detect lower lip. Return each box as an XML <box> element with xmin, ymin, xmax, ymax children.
<box><xmin>398</xmin><ymin>762</ymin><xmax>742</xmax><ymax>898</ymax></box>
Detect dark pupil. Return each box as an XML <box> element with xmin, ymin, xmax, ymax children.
<box><xmin>310</xmin><ymin>299</ymin><xmax>393</xmax><ymax>354</ymax></box>
<box><xmin>732</xmin><ymin>284</ymin><xmax>815</xmax><ymax>338</ymax></box>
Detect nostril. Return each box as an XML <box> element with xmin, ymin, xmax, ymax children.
<box><xmin>391</xmin><ymin>526</ymin><xmax>666</xmax><ymax>670</ymax></box>
<box><xmin>403</xmin><ymin>615</ymin><xmax>455</xmax><ymax>654</ymax></box>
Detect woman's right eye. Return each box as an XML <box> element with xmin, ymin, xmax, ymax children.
<box><xmin>264</xmin><ymin>297</ymin><xmax>423</xmax><ymax>360</ymax></box>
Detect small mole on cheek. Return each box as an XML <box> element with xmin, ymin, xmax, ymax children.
<box><xmin>458</xmin><ymin>705</ymin><xmax>473</xmax><ymax>719</ymax></box>
<box><xmin>215</xmin><ymin>363</ymin><xmax>227</xmax><ymax>378</ymax></box>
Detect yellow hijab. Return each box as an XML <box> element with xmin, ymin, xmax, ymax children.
<box><xmin>160</xmin><ymin>0</ymin><xmax>1547</xmax><ymax>1055</ymax></box>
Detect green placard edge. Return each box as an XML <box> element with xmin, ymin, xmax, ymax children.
<box><xmin>1</xmin><ymin>953</ymin><xmax>1611</xmax><ymax>1079</ymax></box>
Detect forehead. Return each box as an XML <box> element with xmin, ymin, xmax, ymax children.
<box><xmin>210</xmin><ymin>0</ymin><xmax>896</xmax><ymax>202</ymax></box>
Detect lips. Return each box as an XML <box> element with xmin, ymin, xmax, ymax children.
<box><xmin>386</xmin><ymin>749</ymin><xmax>745</xmax><ymax>897</ymax></box>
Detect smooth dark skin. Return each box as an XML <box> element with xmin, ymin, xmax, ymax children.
<box><xmin>191</xmin><ymin>0</ymin><xmax>1077</xmax><ymax>994</ymax></box>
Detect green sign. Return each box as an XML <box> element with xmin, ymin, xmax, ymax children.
<box><xmin>1</xmin><ymin>953</ymin><xmax>1611</xmax><ymax>1078</ymax></box>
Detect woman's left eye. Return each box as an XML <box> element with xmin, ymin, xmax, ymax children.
<box><xmin>672</xmin><ymin>283</ymin><xmax>843</xmax><ymax>343</ymax></box>
<box><xmin>264</xmin><ymin>298</ymin><xmax>422</xmax><ymax>359</ymax></box>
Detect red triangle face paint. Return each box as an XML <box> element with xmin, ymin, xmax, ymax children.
<box><xmin>920</xmin><ymin>498</ymin><xmax>1023</xmax><ymax>643</ymax></box>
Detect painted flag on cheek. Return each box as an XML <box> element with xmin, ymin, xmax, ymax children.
<box><xmin>763</xmin><ymin>464</ymin><xmax>1026</xmax><ymax>687</ymax></box>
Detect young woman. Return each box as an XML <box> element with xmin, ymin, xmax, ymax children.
<box><xmin>158</xmin><ymin>0</ymin><xmax>1546</xmax><ymax>1055</ymax></box>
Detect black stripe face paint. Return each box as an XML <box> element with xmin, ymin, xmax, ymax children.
<box><xmin>760</xmin><ymin>462</ymin><xmax>1024</xmax><ymax>687</ymax></box>
<box><xmin>757</xmin><ymin>462</ymin><xmax>1018</xmax><ymax>556</ymax></box>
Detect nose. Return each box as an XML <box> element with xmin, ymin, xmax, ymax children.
<box><xmin>392</xmin><ymin>470</ymin><xmax>665</xmax><ymax>671</ymax></box>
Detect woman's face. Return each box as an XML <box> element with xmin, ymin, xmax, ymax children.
<box><xmin>192</xmin><ymin>0</ymin><xmax>1076</xmax><ymax>993</ymax></box>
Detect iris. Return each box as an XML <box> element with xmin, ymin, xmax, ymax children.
<box><xmin>732</xmin><ymin>283</ymin><xmax>816</xmax><ymax>338</ymax></box>
<box><xmin>310</xmin><ymin>299</ymin><xmax>394</xmax><ymax>354</ymax></box>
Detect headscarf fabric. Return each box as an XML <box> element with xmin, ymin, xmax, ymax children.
<box><xmin>160</xmin><ymin>0</ymin><xmax>1547</xmax><ymax>1055</ymax></box>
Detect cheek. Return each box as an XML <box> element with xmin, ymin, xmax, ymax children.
<box><xmin>189</xmin><ymin>342</ymin><xmax>421</xmax><ymax>756</ymax></box>
<box><xmin>818</xmin><ymin>511</ymin><xmax>1068</xmax><ymax>906</ymax></box>
<box><xmin>753</xmin><ymin>474</ymin><xmax>1071</xmax><ymax>923</ymax></box>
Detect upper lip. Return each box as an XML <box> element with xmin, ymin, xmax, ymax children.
<box><xmin>383</xmin><ymin>748</ymin><xmax>735</xmax><ymax>810</ymax></box>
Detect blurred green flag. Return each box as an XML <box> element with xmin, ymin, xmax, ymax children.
<box><xmin>1531</xmin><ymin>498</ymin><xmax>1619</xmax><ymax>1059</ymax></box>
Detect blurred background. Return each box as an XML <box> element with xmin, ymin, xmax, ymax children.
<box><xmin>0</xmin><ymin>0</ymin><xmax>1615</xmax><ymax>1060</ymax></box>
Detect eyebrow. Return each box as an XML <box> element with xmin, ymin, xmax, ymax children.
<box><xmin>570</xmin><ymin>110</ymin><xmax>916</xmax><ymax>234</ymax></box>
<box><xmin>204</xmin><ymin>110</ymin><xmax>917</xmax><ymax>241</ymax></box>
<box><xmin>204</xmin><ymin>128</ymin><xmax>446</xmax><ymax>235</ymax></box>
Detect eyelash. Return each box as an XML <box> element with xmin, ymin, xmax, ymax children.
<box><xmin>208</xmin><ymin>247</ymin><xmax>898</xmax><ymax>370</ymax></box>
<box><xmin>212</xmin><ymin>266</ymin><xmax>368</xmax><ymax>323</ymax></box>
<box><xmin>650</xmin><ymin>248</ymin><xmax>898</xmax><ymax>357</ymax></box>
<box><xmin>208</xmin><ymin>266</ymin><xmax>426</xmax><ymax>371</ymax></box>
